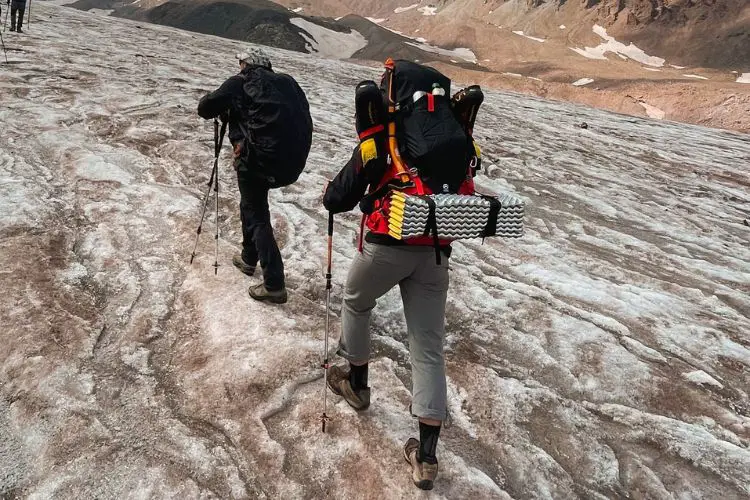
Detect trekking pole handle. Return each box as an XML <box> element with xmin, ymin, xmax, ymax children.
<box><xmin>325</xmin><ymin>212</ymin><xmax>333</xmax><ymax>289</ymax></box>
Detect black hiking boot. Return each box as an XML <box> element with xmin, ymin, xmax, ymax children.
<box><xmin>404</xmin><ymin>438</ymin><xmax>438</xmax><ymax>490</ymax></box>
<box><xmin>232</xmin><ymin>254</ymin><xmax>256</xmax><ymax>277</ymax></box>
<box><xmin>10</xmin><ymin>26</ymin><xmax>16</xmax><ymax>32</ymax></box>
<box><xmin>326</xmin><ymin>365</ymin><xmax>370</xmax><ymax>411</ymax></box>
<box><xmin>248</xmin><ymin>283</ymin><xmax>287</xmax><ymax>304</ymax></box>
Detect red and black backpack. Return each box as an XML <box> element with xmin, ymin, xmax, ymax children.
<box><xmin>354</xmin><ymin>58</ymin><xmax>485</xmax><ymax>256</ymax></box>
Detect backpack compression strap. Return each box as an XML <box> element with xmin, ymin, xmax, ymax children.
<box><xmin>422</xmin><ymin>196</ymin><xmax>442</xmax><ymax>265</ymax></box>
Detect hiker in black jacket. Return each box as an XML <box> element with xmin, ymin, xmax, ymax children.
<box><xmin>9</xmin><ymin>0</ymin><xmax>26</xmax><ymax>33</ymax></box>
<box><xmin>198</xmin><ymin>49</ymin><xmax>311</xmax><ymax>304</ymax></box>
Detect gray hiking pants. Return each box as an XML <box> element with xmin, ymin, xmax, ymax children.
<box><xmin>337</xmin><ymin>241</ymin><xmax>449</xmax><ymax>421</ymax></box>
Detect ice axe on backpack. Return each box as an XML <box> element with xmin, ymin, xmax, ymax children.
<box><xmin>190</xmin><ymin>118</ymin><xmax>227</xmax><ymax>274</ymax></box>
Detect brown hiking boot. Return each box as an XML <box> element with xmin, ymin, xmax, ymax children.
<box><xmin>404</xmin><ymin>438</ymin><xmax>438</xmax><ymax>490</ymax></box>
<box><xmin>326</xmin><ymin>365</ymin><xmax>370</xmax><ymax>410</ymax></box>
<box><xmin>232</xmin><ymin>254</ymin><xmax>256</xmax><ymax>276</ymax></box>
<box><xmin>248</xmin><ymin>283</ymin><xmax>287</xmax><ymax>304</ymax></box>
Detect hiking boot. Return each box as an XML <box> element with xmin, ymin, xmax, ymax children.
<box><xmin>327</xmin><ymin>365</ymin><xmax>370</xmax><ymax>411</ymax></box>
<box><xmin>404</xmin><ymin>438</ymin><xmax>438</xmax><ymax>490</ymax></box>
<box><xmin>248</xmin><ymin>283</ymin><xmax>287</xmax><ymax>304</ymax></box>
<box><xmin>10</xmin><ymin>26</ymin><xmax>15</xmax><ymax>32</ymax></box>
<box><xmin>17</xmin><ymin>28</ymin><xmax>23</xmax><ymax>33</ymax></box>
<box><xmin>232</xmin><ymin>254</ymin><xmax>256</xmax><ymax>276</ymax></box>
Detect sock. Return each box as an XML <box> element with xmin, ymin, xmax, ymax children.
<box><xmin>348</xmin><ymin>363</ymin><xmax>368</xmax><ymax>391</ymax></box>
<box><xmin>418</xmin><ymin>422</ymin><xmax>441</xmax><ymax>465</ymax></box>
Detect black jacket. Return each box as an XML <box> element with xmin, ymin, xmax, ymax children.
<box><xmin>197</xmin><ymin>68</ymin><xmax>250</xmax><ymax>147</ymax></box>
<box><xmin>323</xmin><ymin>146</ymin><xmax>371</xmax><ymax>214</ymax></box>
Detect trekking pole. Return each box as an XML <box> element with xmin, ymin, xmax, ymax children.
<box><xmin>0</xmin><ymin>29</ymin><xmax>7</xmax><ymax>64</ymax></box>
<box><xmin>320</xmin><ymin>211</ymin><xmax>334</xmax><ymax>432</ymax></box>
<box><xmin>2</xmin><ymin>3</ymin><xmax>8</xmax><ymax>33</ymax></box>
<box><xmin>26</xmin><ymin>0</ymin><xmax>30</xmax><ymax>31</ymax></box>
<box><xmin>189</xmin><ymin>118</ymin><xmax>226</xmax><ymax>267</ymax></box>
<box><xmin>213</xmin><ymin>125</ymin><xmax>220</xmax><ymax>275</ymax></box>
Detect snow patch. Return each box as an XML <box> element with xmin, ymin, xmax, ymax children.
<box><xmin>290</xmin><ymin>7</ymin><xmax>302</xmax><ymax>13</ymax></box>
<box><xmin>572</xmin><ymin>78</ymin><xmax>594</xmax><ymax>86</ymax></box>
<box><xmin>405</xmin><ymin>41</ymin><xmax>477</xmax><ymax>64</ymax></box>
<box><xmin>418</xmin><ymin>6</ymin><xmax>437</xmax><ymax>16</ymax></box>
<box><xmin>394</xmin><ymin>3</ymin><xmax>419</xmax><ymax>13</ymax></box>
<box><xmin>735</xmin><ymin>73</ymin><xmax>750</xmax><ymax>83</ymax></box>
<box><xmin>683</xmin><ymin>74</ymin><xmax>708</xmax><ymax>80</ymax></box>
<box><xmin>502</xmin><ymin>72</ymin><xmax>523</xmax><ymax>78</ymax></box>
<box><xmin>365</xmin><ymin>17</ymin><xmax>386</xmax><ymax>24</ymax></box>
<box><xmin>559</xmin><ymin>25</ymin><xmax>566</xmax><ymax>29</ymax></box>
<box><xmin>683</xmin><ymin>370</ymin><xmax>724</xmax><ymax>389</ymax></box>
<box><xmin>289</xmin><ymin>18</ymin><xmax>367</xmax><ymax>59</ymax></box>
<box><xmin>670</xmin><ymin>64</ymin><xmax>686</xmax><ymax>69</ymax></box>
<box><xmin>643</xmin><ymin>67</ymin><xmax>661</xmax><ymax>72</ymax></box>
<box><xmin>512</xmin><ymin>30</ymin><xmax>545</xmax><ymax>43</ymax></box>
<box><xmin>571</xmin><ymin>25</ymin><xmax>665</xmax><ymax>67</ymax></box>
<box><xmin>638</xmin><ymin>102</ymin><xmax>665</xmax><ymax>120</ymax></box>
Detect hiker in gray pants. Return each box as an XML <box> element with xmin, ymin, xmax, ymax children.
<box><xmin>339</xmin><ymin>241</ymin><xmax>449</xmax><ymax>421</ymax></box>
<box><xmin>323</xmin><ymin>144</ymin><xmax>459</xmax><ymax>490</ymax></box>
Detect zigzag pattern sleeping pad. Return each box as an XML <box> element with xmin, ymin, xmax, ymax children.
<box><xmin>388</xmin><ymin>192</ymin><xmax>525</xmax><ymax>240</ymax></box>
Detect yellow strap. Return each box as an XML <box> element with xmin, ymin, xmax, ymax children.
<box><xmin>360</xmin><ymin>138</ymin><xmax>378</xmax><ymax>164</ymax></box>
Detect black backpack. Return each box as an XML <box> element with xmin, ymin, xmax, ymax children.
<box><xmin>382</xmin><ymin>60</ymin><xmax>473</xmax><ymax>194</ymax></box>
<box><xmin>239</xmin><ymin>67</ymin><xmax>313</xmax><ymax>188</ymax></box>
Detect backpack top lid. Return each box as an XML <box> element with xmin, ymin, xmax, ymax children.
<box><xmin>382</xmin><ymin>60</ymin><xmax>452</xmax><ymax>105</ymax></box>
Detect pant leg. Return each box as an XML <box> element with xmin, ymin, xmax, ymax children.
<box><xmin>338</xmin><ymin>242</ymin><xmax>414</xmax><ymax>363</ymax></box>
<box><xmin>236</xmin><ymin>170</ymin><xmax>259</xmax><ymax>268</ymax></box>
<box><xmin>16</xmin><ymin>8</ymin><xmax>24</xmax><ymax>30</ymax></box>
<box><xmin>236</xmin><ymin>171</ymin><xmax>284</xmax><ymax>290</ymax></box>
<box><xmin>399</xmin><ymin>248</ymin><xmax>450</xmax><ymax>422</ymax></box>
<box><xmin>10</xmin><ymin>7</ymin><xmax>16</xmax><ymax>29</ymax></box>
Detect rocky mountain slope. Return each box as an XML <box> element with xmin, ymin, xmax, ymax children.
<box><xmin>275</xmin><ymin>0</ymin><xmax>750</xmax><ymax>69</ymax></box>
<box><xmin>68</xmin><ymin>0</ymin><xmax>484</xmax><ymax>67</ymax></box>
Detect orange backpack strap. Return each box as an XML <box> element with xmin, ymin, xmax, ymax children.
<box><xmin>383</xmin><ymin>58</ymin><xmax>410</xmax><ymax>183</ymax></box>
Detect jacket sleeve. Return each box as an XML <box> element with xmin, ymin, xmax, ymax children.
<box><xmin>323</xmin><ymin>146</ymin><xmax>370</xmax><ymax>214</ymax></box>
<box><xmin>197</xmin><ymin>76</ymin><xmax>244</xmax><ymax>120</ymax></box>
